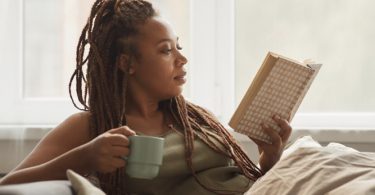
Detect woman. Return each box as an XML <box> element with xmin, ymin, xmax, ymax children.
<box><xmin>0</xmin><ymin>0</ymin><xmax>292</xmax><ymax>194</ymax></box>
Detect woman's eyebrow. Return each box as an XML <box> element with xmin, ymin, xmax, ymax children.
<box><xmin>156</xmin><ymin>37</ymin><xmax>179</xmax><ymax>45</ymax></box>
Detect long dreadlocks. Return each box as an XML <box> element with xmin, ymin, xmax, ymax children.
<box><xmin>69</xmin><ymin>0</ymin><xmax>263</xmax><ymax>194</ymax></box>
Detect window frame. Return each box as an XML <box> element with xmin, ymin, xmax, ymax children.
<box><xmin>188</xmin><ymin>0</ymin><xmax>235</xmax><ymax>123</ymax></box>
<box><xmin>0</xmin><ymin>0</ymin><xmax>236</xmax><ymax>126</ymax></box>
<box><xmin>1</xmin><ymin>0</ymin><xmax>374</xmax><ymax>130</ymax></box>
<box><xmin>0</xmin><ymin>0</ymin><xmax>79</xmax><ymax>125</ymax></box>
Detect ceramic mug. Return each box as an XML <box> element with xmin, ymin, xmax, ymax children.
<box><xmin>125</xmin><ymin>135</ymin><xmax>165</xmax><ymax>179</ymax></box>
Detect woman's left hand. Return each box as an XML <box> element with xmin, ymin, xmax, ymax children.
<box><xmin>249</xmin><ymin>115</ymin><xmax>292</xmax><ymax>173</ymax></box>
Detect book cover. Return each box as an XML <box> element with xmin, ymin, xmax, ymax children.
<box><xmin>229</xmin><ymin>52</ymin><xmax>322</xmax><ymax>144</ymax></box>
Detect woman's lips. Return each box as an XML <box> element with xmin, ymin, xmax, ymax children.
<box><xmin>174</xmin><ymin>73</ymin><xmax>187</xmax><ymax>83</ymax></box>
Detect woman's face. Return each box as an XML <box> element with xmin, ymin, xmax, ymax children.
<box><xmin>128</xmin><ymin>16</ymin><xmax>188</xmax><ymax>100</ymax></box>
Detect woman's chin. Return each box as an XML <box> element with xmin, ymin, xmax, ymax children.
<box><xmin>165</xmin><ymin>89</ymin><xmax>183</xmax><ymax>99</ymax></box>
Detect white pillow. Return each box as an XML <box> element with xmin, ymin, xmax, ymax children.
<box><xmin>281</xmin><ymin>135</ymin><xmax>322</xmax><ymax>160</ymax></box>
<box><xmin>66</xmin><ymin>169</ymin><xmax>105</xmax><ymax>195</ymax></box>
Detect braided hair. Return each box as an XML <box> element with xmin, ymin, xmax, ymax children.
<box><xmin>69</xmin><ymin>0</ymin><xmax>263</xmax><ymax>194</ymax></box>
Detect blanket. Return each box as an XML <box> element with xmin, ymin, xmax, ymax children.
<box><xmin>246</xmin><ymin>139</ymin><xmax>375</xmax><ymax>195</ymax></box>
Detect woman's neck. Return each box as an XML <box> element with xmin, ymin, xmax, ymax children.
<box><xmin>125</xmin><ymin>92</ymin><xmax>160</xmax><ymax>118</ymax></box>
<box><xmin>125</xmin><ymin>109</ymin><xmax>172</xmax><ymax>136</ymax></box>
<box><xmin>125</xmin><ymin>95</ymin><xmax>173</xmax><ymax>135</ymax></box>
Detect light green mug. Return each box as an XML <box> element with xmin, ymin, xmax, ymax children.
<box><xmin>125</xmin><ymin>135</ymin><xmax>165</xmax><ymax>179</ymax></box>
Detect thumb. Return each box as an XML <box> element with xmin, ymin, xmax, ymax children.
<box><xmin>108</xmin><ymin>126</ymin><xmax>136</xmax><ymax>136</ymax></box>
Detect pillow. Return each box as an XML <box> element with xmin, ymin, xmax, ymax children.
<box><xmin>0</xmin><ymin>180</ymin><xmax>72</xmax><ymax>195</ymax></box>
<box><xmin>281</xmin><ymin>135</ymin><xmax>322</xmax><ymax>159</ymax></box>
<box><xmin>246</xmin><ymin>141</ymin><xmax>375</xmax><ymax>195</ymax></box>
<box><xmin>66</xmin><ymin>170</ymin><xmax>105</xmax><ymax>195</ymax></box>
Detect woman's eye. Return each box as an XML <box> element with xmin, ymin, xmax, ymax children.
<box><xmin>161</xmin><ymin>44</ymin><xmax>182</xmax><ymax>54</ymax></box>
<box><xmin>162</xmin><ymin>48</ymin><xmax>172</xmax><ymax>54</ymax></box>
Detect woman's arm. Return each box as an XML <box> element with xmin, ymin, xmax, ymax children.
<box><xmin>0</xmin><ymin>112</ymin><xmax>92</xmax><ymax>184</ymax></box>
<box><xmin>0</xmin><ymin>142</ymin><xmax>91</xmax><ymax>184</ymax></box>
<box><xmin>0</xmin><ymin>112</ymin><xmax>135</xmax><ymax>185</ymax></box>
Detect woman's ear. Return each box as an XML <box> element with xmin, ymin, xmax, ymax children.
<box><xmin>117</xmin><ymin>54</ymin><xmax>135</xmax><ymax>74</ymax></box>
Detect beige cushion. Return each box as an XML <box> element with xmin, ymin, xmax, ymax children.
<box><xmin>246</xmin><ymin>141</ymin><xmax>375</xmax><ymax>194</ymax></box>
<box><xmin>66</xmin><ymin>170</ymin><xmax>105</xmax><ymax>195</ymax></box>
<box><xmin>281</xmin><ymin>135</ymin><xmax>322</xmax><ymax>159</ymax></box>
<box><xmin>0</xmin><ymin>180</ymin><xmax>72</xmax><ymax>195</ymax></box>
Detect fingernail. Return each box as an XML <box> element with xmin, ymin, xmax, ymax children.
<box><xmin>274</xmin><ymin>115</ymin><xmax>280</xmax><ymax>120</ymax></box>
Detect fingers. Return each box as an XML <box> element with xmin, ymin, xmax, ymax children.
<box><xmin>111</xmin><ymin>146</ymin><xmax>130</xmax><ymax>157</ymax></box>
<box><xmin>108</xmin><ymin>126</ymin><xmax>136</xmax><ymax>136</ymax></box>
<box><xmin>249</xmin><ymin>136</ymin><xmax>263</xmax><ymax>146</ymax></box>
<box><xmin>102</xmin><ymin>126</ymin><xmax>135</xmax><ymax>147</ymax></box>
<box><xmin>105</xmin><ymin>134</ymin><xmax>130</xmax><ymax>147</ymax></box>
<box><xmin>272</xmin><ymin>115</ymin><xmax>292</xmax><ymax>142</ymax></box>
<box><xmin>261</xmin><ymin>123</ymin><xmax>282</xmax><ymax>146</ymax></box>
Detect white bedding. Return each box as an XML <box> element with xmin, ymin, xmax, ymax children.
<box><xmin>246</xmin><ymin>136</ymin><xmax>375</xmax><ymax>195</ymax></box>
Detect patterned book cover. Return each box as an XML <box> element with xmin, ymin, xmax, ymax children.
<box><xmin>229</xmin><ymin>52</ymin><xmax>322</xmax><ymax>144</ymax></box>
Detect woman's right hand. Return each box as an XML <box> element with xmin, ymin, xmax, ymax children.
<box><xmin>84</xmin><ymin>126</ymin><xmax>136</xmax><ymax>174</ymax></box>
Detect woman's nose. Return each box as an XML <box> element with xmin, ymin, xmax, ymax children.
<box><xmin>176</xmin><ymin>51</ymin><xmax>188</xmax><ymax>67</ymax></box>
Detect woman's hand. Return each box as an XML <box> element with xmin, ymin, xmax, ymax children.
<box><xmin>83</xmin><ymin>126</ymin><xmax>136</xmax><ymax>174</ymax></box>
<box><xmin>249</xmin><ymin>115</ymin><xmax>292</xmax><ymax>173</ymax></box>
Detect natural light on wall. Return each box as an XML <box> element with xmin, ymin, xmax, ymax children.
<box><xmin>0</xmin><ymin>0</ymin><xmax>193</xmax><ymax>125</ymax></box>
<box><xmin>23</xmin><ymin>0</ymin><xmax>190</xmax><ymax>98</ymax></box>
<box><xmin>235</xmin><ymin>0</ymin><xmax>375</xmax><ymax>128</ymax></box>
<box><xmin>1</xmin><ymin>0</ymin><xmax>374</xmax><ymax>129</ymax></box>
<box><xmin>24</xmin><ymin>0</ymin><xmax>94</xmax><ymax>98</ymax></box>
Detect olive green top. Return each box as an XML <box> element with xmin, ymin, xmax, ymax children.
<box><xmin>124</xmin><ymin>128</ymin><xmax>253</xmax><ymax>195</ymax></box>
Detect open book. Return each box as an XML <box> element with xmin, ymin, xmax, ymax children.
<box><xmin>229</xmin><ymin>52</ymin><xmax>322</xmax><ymax>144</ymax></box>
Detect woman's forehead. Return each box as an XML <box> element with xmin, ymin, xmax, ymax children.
<box><xmin>137</xmin><ymin>17</ymin><xmax>177</xmax><ymax>43</ymax></box>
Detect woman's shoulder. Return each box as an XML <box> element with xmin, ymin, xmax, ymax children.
<box><xmin>6</xmin><ymin>112</ymin><xmax>93</xmax><ymax>172</ymax></box>
<box><xmin>61</xmin><ymin>111</ymin><xmax>91</xmax><ymax>131</ymax></box>
<box><xmin>66</xmin><ymin>111</ymin><xmax>91</xmax><ymax>125</ymax></box>
<box><xmin>48</xmin><ymin>111</ymin><xmax>92</xmax><ymax>144</ymax></box>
